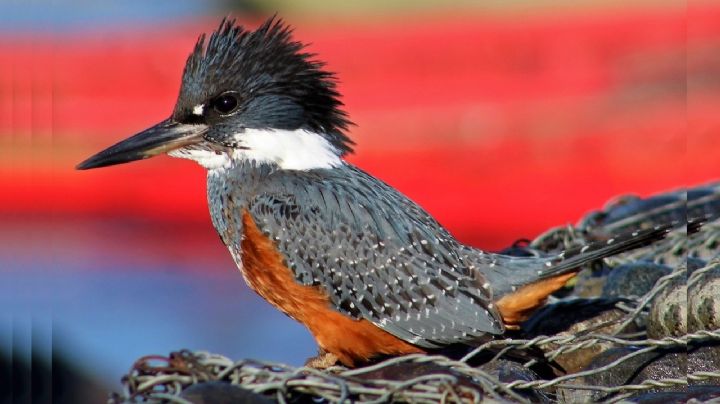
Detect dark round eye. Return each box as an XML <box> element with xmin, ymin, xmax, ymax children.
<box><xmin>213</xmin><ymin>92</ymin><xmax>239</xmax><ymax>115</ymax></box>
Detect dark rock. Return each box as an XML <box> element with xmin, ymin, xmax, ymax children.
<box><xmin>351</xmin><ymin>358</ymin><xmax>494</xmax><ymax>399</ymax></box>
<box><xmin>523</xmin><ymin>298</ymin><xmax>638</xmax><ymax>373</ymax></box>
<box><xmin>602</xmin><ymin>262</ymin><xmax>672</xmax><ymax>299</ymax></box>
<box><xmin>523</xmin><ymin>298</ymin><xmax>629</xmax><ymax>336</ymax></box>
<box><xmin>179</xmin><ymin>381</ymin><xmax>273</xmax><ymax>404</ymax></box>
<box><xmin>688</xmin><ymin>225</ymin><xmax>720</xmax><ymax>261</ymax></box>
<box><xmin>686</xmin><ymin>257</ymin><xmax>707</xmax><ymax>274</ymax></box>
<box><xmin>352</xmin><ymin>360</ymin><xmax>469</xmax><ymax>383</ymax></box>
<box><xmin>479</xmin><ymin>359</ymin><xmax>538</xmax><ymax>384</ymax></box>
<box><xmin>688</xmin><ymin>342</ymin><xmax>720</xmax><ymax>383</ymax></box>
<box><xmin>479</xmin><ymin>360</ymin><xmax>550</xmax><ymax>403</ymax></box>
<box><xmin>619</xmin><ymin>385</ymin><xmax>720</xmax><ymax>403</ymax></box>
<box><xmin>558</xmin><ymin>347</ymin><xmax>686</xmax><ymax>402</ymax></box>
<box><xmin>351</xmin><ymin>358</ymin><xmax>543</xmax><ymax>402</ymax></box>
<box><xmin>558</xmin><ymin>347</ymin><xmax>647</xmax><ymax>402</ymax></box>
<box><xmin>634</xmin><ymin>351</ymin><xmax>686</xmax><ymax>385</ymax></box>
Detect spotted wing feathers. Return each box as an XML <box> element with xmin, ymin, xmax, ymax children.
<box><xmin>246</xmin><ymin>165</ymin><xmax>503</xmax><ymax>348</ymax></box>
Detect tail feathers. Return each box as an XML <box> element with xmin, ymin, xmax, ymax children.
<box><xmin>537</xmin><ymin>222</ymin><xmax>675</xmax><ymax>280</ymax></box>
<box><xmin>688</xmin><ymin>214</ymin><xmax>714</xmax><ymax>235</ymax></box>
<box><xmin>492</xmin><ymin>223</ymin><xmax>673</xmax><ymax>328</ymax></box>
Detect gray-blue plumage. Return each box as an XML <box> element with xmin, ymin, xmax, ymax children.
<box><xmin>208</xmin><ymin>161</ymin><xmax>502</xmax><ymax>348</ymax></box>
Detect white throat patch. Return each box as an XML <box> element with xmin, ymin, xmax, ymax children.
<box><xmin>168</xmin><ymin>128</ymin><xmax>343</xmax><ymax>171</ymax></box>
<box><xmin>232</xmin><ymin>128</ymin><xmax>342</xmax><ymax>170</ymax></box>
<box><xmin>168</xmin><ymin>147</ymin><xmax>230</xmax><ymax>170</ymax></box>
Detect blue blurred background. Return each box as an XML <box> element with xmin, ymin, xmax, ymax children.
<box><xmin>1</xmin><ymin>0</ymin><xmax>717</xmax><ymax>402</ymax></box>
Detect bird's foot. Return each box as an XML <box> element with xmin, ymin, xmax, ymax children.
<box><xmin>304</xmin><ymin>350</ymin><xmax>340</xmax><ymax>369</ymax></box>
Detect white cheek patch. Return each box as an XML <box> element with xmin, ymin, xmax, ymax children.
<box><xmin>232</xmin><ymin>128</ymin><xmax>343</xmax><ymax>170</ymax></box>
<box><xmin>192</xmin><ymin>104</ymin><xmax>205</xmax><ymax>116</ymax></box>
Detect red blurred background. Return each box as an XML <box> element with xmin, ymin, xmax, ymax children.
<box><xmin>1</xmin><ymin>0</ymin><xmax>718</xmax><ymax>398</ymax></box>
<box><xmin>3</xmin><ymin>3</ymin><xmax>718</xmax><ymax>248</ymax></box>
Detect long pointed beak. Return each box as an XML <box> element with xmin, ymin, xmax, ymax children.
<box><xmin>76</xmin><ymin>119</ymin><xmax>208</xmax><ymax>170</ymax></box>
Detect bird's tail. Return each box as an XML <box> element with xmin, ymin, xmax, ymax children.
<box><xmin>536</xmin><ymin>223</ymin><xmax>674</xmax><ymax>280</ymax></box>
<box><xmin>489</xmin><ymin>222</ymin><xmax>675</xmax><ymax>327</ymax></box>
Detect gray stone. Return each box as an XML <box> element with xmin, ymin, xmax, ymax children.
<box><xmin>558</xmin><ymin>347</ymin><xmax>686</xmax><ymax>402</ymax></box>
<box><xmin>523</xmin><ymin>298</ymin><xmax>639</xmax><ymax>373</ymax></box>
<box><xmin>688</xmin><ymin>262</ymin><xmax>720</xmax><ymax>332</ymax></box>
<box><xmin>602</xmin><ymin>262</ymin><xmax>672</xmax><ymax>299</ymax></box>
<box><xmin>479</xmin><ymin>360</ymin><xmax>550</xmax><ymax>403</ymax></box>
<box><xmin>688</xmin><ymin>343</ymin><xmax>720</xmax><ymax>382</ymax></box>
<box><xmin>617</xmin><ymin>385</ymin><xmax>720</xmax><ymax>403</ymax></box>
<box><xmin>647</xmin><ymin>268</ymin><xmax>687</xmax><ymax>339</ymax></box>
<box><xmin>180</xmin><ymin>381</ymin><xmax>274</xmax><ymax>404</ymax></box>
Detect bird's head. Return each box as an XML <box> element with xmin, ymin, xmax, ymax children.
<box><xmin>77</xmin><ymin>17</ymin><xmax>353</xmax><ymax>171</ymax></box>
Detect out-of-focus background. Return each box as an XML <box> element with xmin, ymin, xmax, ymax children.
<box><xmin>1</xmin><ymin>0</ymin><xmax>717</xmax><ymax>401</ymax></box>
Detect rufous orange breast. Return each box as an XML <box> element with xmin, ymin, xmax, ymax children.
<box><xmin>240</xmin><ymin>210</ymin><xmax>422</xmax><ymax>367</ymax></box>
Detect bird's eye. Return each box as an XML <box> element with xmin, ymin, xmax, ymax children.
<box><xmin>212</xmin><ymin>92</ymin><xmax>239</xmax><ymax>115</ymax></box>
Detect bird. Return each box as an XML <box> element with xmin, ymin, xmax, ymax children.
<box><xmin>77</xmin><ymin>17</ymin><xmax>670</xmax><ymax>368</ymax></box>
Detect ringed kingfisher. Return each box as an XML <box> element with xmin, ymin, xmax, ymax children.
<box><xmin>78</xmin><ymin>17</ymin><xmax>669</xmax><ymax>368</ymax></box>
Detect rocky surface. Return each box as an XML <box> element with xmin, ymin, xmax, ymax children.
<box><xmin>617</xmin><ymin>386</ymin><xmax>720</xmax><ymax>403</ymax></box>
<box><xmin>689</xmin><ymin>260</ymin><xmax>720</xmax><ymax>332</ymax></box>
<box><xmin>647</xmin><ymin>267</ymin><xmax>687</xmax><ymax>339</ymax></box>
<box><xmin>179</xmin><ymin>382</ymin><xmax>274</xmax><ymax>404</ymax></box>
<box><xmin>601</xmin><ymin>262</ymin><xmax>672</xmax><ymax>299</ymax></box>
<box><xmin>523</xmin><ymin>299</ymin><xmax>639</xmax><ymax>373</ymax></box>
<box><xmin>558</xmin><ymin>347</ymin><xmax>686</xmax><ymax>402</ymax></box>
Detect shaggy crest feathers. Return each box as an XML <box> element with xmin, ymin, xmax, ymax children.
<box><xmin>178</xmin><ymin>17</ymin><xmax>354</xmax><ymax>155</ymax></box>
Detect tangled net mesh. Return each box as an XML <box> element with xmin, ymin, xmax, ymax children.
<box><xmin>110</xmin><ymin>186</ymin><xmax>720</xmax><ymax>403</ymax></box>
